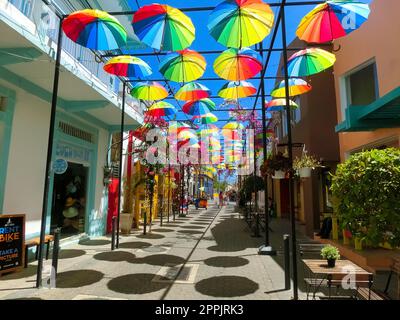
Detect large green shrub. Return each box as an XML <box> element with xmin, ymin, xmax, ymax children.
<box><xmin>238</xmin><ymin>175</ymin><xmax>265</xmax><ymax>207</ymax></box>
<box><xmin>331</xmin><ymin>148</ymin><xmax>400</xmax><ymax>247</ymax></box>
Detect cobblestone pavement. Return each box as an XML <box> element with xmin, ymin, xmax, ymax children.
<box><xmin>0</xmin><ymin>203</ymin><xmax>314</xmax><ymax>300</ymax></box>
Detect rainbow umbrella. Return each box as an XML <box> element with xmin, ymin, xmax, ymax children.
<box><xmin>271</xmin><ymin>78</ymin><xmax>312</xmax><ymax>98</ymax></box>
<box><xmin>197</xmin><ymin>124</ymin><xmax>219</xmax><ymax>136</ymax></box>
<box><xmin>62</xmin><ymin>9</ymin><xmax>127</xmax><ymax>50</ymax></box>
<box><xmin>145</xmin><ymin>101</ymin><xmax>177</xmax><ymax>118</ymax></box>
<box><xmin>130</xmin><ymin>81</ymin><xmax>168</xmax><ymax>101</ymax></box>
<box><xmin>183</xmin><ymin>99</ymin><xmax>216</xmax><ymax>116</ymax></box>
<box><xmin>266</xmin><ymin>99</ymin><xmax>299</xmax><ymax>111</ymax></box>
<box><xmin>223</xmin><ymin>122</ymin><xmax>245</xmax><ymax>130</ymax></box>
<box><xmin>104</xmin><ymin>56</ymin><xmax>152</xmax><ymax>78</ymax></box>
<box><xmin>159</xmin><ymin>49</ymin><xmax>206</xmax><ymax>83</ymax></box>
<box><xmin>218</xmin><ymin>80</ymin><xmax>257</xmax><ymax>99</ymax></box>
<box><xmin>208</xmin><ymin>0</ymin><xmax>274</xmax><ymax>48</ymax></box>
<box><xmin>132</xmin><ymin>4</ymin><xmax>195</xmax><ymax>51</ymax></box>
<box><xmin>175</xmin><ymin>83</ymin><xmax>211</xmax><ymax>101</ymax></box>
<box><xmin>214</xmin><ymin>48</ymin><xmax>262</xmax><ymax>81</ymax></box>
<box><xmin>193</xmin><ymin>113</ymin><xmax>218</xmax><ymax>124</ymax></box>
<box><xmin>296</xmin><ymin>1</ymin><xmax>370</xmax><ymax>44</ymax></box>
<box><xmin>287</xmin><ymin>48</ymin><xmax>336</xmax><ymax>77</ymax></box>
<box><xmin>178</xmin><ymin>130</ymin><xmax>198</xmax><ymax>140</ymax></box>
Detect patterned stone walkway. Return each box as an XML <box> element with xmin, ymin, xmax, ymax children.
<box><xmin>0</xmin><ymin>203</ymin><xmax>308</xmax><ymax>300</ymax></box>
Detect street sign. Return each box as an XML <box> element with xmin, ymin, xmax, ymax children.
<box><xmin>0</xmin><ymin>214</ymin><xmax>25</xmax><ymax>275</ymax></box>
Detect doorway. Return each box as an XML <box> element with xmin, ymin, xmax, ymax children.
<box><xmin>51</xmin><ymin>162</ymin><xmax>88</xmax><ymax>238</ymax></box>
<box><xmin>280</xmin><ymin>179</ymin><xmax>290</xmax><ymax>219</ymax></box>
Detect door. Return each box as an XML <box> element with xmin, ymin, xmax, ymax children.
<box><xmin>51</xmin><ymin>162</ymin><xmax>88</xmax><ymax>238</ymax></box>
<box><xmin>280</xmin><ymin>179</ymin><xmax>290</xmax><ymax>218</ymax></box>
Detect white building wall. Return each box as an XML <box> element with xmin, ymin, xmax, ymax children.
<box><xmin>2</xmin><ymin>88</ymin><xmax>50</xmax><ymax>237</ymax></box>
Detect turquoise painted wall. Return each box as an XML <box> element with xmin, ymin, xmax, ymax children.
<box><xmin>0</xmin><ymin>85</ymin><xmax>16</xmax><ymax>212</ymax></box>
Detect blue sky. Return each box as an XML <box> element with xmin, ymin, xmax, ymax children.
<box><xmin>116</xmin><ymin>0</ymin><xmax>327</xmax><ymax>127</ymax></box>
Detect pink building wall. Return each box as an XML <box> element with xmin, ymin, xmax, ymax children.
<box><xmin>333</xmin><ymin>0</ymin><xmax>400</xmax><ymax>159</ymax></box>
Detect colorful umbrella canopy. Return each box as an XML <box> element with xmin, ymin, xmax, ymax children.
<box><xmin>145</xmin><ymin>101</ymin><xmax>177</xmax><ymax>118</ymax></box>
<box><xmin>197</xmin><ymin>124</ymin><xmax>219</xmax><ymax>136</ymax></box>
<box><xmin>132</xmin><ymin>4</ymin><xmax>195</xmax><ymax>51</ymax></box>
<box><xmin>130</xmin><ymin>81</ymin><xmax>168</xmax><ymax>101</ymax></box>
<box><xmin>266</xmin><ymin>99</ymin><xmax>299</xmax><ymax>111</ymax></box>
<box><xmin>62</xmin><ymin>9</ymin><xmax>127</xmax><ymax>50</ymax></box>
<box><xmin>223</xmin><ymin>122</ymin><xmax>245</xmax><ymax>130</ymax></box>
<box><xmin>208</xmin><ymin>0</ymin><xmax>274</xmax><ymax>48</ymax></box>
<box><xmin>287</xmin><ymin>48</ymin><xmax>336</xmax><ymax>77</ymax></box>
<box><xmin>271</xmin><ymin>78</ymin><xmax>312</xmax><ymax>98</ymax></box>
<box><xmin>193</xmin><ymin>113</ymin><xmax>218</xmax><ymax>124</ymax></box>
<box><xmin>214</xmin><ymin>48</ymin><xmax>262</xmax><ymax>81</ymax></box>
<box><xmin>218</xmin><ymin>80</ymin><xmax>257</xmax><ymax>99</ymax></box>
<box><xmin>178</xmin><ymin>129</ymin><xmax>197</xmax><ymax>140</ymax></box>
<box><xmin>296</xmin><ymin>1</ymin><xmax>370</xmax><ymax>44</ymax></box>
<box><xmin>175</xmin><ymin>82</ymin><xmax>211</xmax><ymax>101</ymax></box>
<box><xmin>103</xmin><ymin>56</ymin><xmax>152</xmax><ymax>78</ymax></box>
<box><xmin>183</xmin><ymin>99</ymin><xmax>216</xmax><ymax>116</ymax></box>
<box><xmin>159</xmin><ymin>49</ymin><xmax>206</xmax><ymax>83</ymax></box>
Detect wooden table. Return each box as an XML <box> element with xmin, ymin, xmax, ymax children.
<box><xmin>302</xmin><ymin>259</ymin><xmax>373</xmax><ymax>299</ymax></box>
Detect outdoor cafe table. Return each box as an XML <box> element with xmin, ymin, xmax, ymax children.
<box><xmin>302</xmin><ymin>259</ymin><xmax>373</xmax><ymax>299</ymax></box>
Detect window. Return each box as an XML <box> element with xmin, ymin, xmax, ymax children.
<box><xmin>293</xmin><ymin>97</ymin><xmax>301</xmax><ymax>123</ymax></box>
<box><xmin>346</xmin><ymin>62</ymin><xmax>378</xmax><ymax>106</ymax></box>
<box><xmin>22</xmin><ymin>0</ymin><xmax>33</xmax><ymax>18</ymax></box>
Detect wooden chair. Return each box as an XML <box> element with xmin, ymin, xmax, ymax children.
<box><xmin>356</xmin><ymin>257</ymin><xmax>400</xmax><ymax>300</ymax></box>
<box><xmin>299</xmin><ymin>243</ymin><xmax>344</xmax><ymax>299</ymax></box>
<box><xmin>24</xmin><ymin>235</ymin><xmax>54</xmax><ymax>268</ymax></box>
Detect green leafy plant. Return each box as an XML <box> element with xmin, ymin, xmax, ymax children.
<box><xmin>260</xmin><ymin>152</ymin><xmax>291</xmax><ymax>176</ymax></box>
<box><xmin>331</xmin><ymin>148</ymin><xmax>400</xmax><ymax>248</ymax></box>
<box><xmin>293</xmin><ymin>153</ymin><xmax>321</xmax><ymax>170</ymax></box>
<box><xmin>321</xmin><ymin>245</ymin><xmax>340</xmax><ymax>260</ymax></box>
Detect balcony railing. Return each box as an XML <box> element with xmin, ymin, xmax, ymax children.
<box><xmin>5</xmin><ymin>0</ymin><xmax>145</xmax><ymax>120</ymax></box>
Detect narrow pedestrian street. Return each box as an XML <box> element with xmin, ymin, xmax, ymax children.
<box><xmin>0</xmin><ymin>203</ymin><xmax>307</xmax><ymax>300</ymax></box>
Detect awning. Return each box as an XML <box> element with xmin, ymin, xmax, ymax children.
<box><xmin>336</xmin><ymin>86</ymin><xmax>400</xmax><ymax>132</ymax></box>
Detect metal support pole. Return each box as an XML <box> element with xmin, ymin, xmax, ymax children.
<box><xmin>281</xmin><ymin>2</ymin><xmax>299</xmax><ymax>300</ymax></box>
<box><xmin>180</xmin><ymin>164</ymin><xmax>185</xmax><ymax>217</ymax></box>
<box><xmin>116</xmin><ymin>82</ymin><xmax>126</xmax><ymax>249</ymax></box>
<box><xmin>284</xmin><ymin>234</ymin><xmax>291</xmax><ymax>290</ymax></box>
<box><xmin>252</xmin><ymin>213</ymin><xmax>261</xmax><ymax>238</ymax></box>
<box><xmin>167</xmin><ymin>165</ymin><xmax>171</xmax><ymax>223</ymax></box>
<box><xmin>111</xmin><ymin>216</ymin><xmax>116</xmax><ymax>251</ymax></box>
<box><xmin>36</xmin><ymin>18</ymin><xmax>64</xmax><ymax>288</ymax></box>
<box><xmin>258</xmin><ymin>41</ymin><xmax>276</xmax><ymax>256</ymax></box>
<box><xmin>51</xmin><ymin>228</ymin><xmax>61</xmax><ymax>277</ymax></box>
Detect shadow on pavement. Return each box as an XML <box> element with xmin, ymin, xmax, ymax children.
<box><xmin>132</xmin><ymin>254</ymin><xmax>185</xmax><ymax>266</ymax></box>
<box><xmin>0</xmin><ymin>266</ymin><xmax>37</xmax><ymax>280</ymax></box>
<box><xmin>59</xmin><ymin>249</ymin><xmax>86</xmax><ymax>259</ymax></box>
<box><xmin>56</xmin><ymin>270</ymin><xmax>104</xmax><ymax>288</ymax></box>
<box><xmin>206</xmin><ymin>217</ymin><xmax>259</xmax><ymax>252</ymax></box>
<box><xmin>93</xmin><ymin>251</ymin><xmax>136</xmax><ymax>263</ymax></box>
<box><xmin>118</xmin><ymin>241</ymin><xmax>152</xmax><ymax>249</ymax></box>
<box><xmin>107</xmin><ymin>273</ymin><xmax>169</xmax><ymax>294</ymax></box>
<box><xmin>136</xmin><ymin>233</ymin><xmax>165</xmax><ymax>239</ymax></box>
<box><xmin>195</xmin><ymin>276</ymin><xmax>258</xmax><ymax>297</ymax></box>
<box><xmin>79</xmin><ymin>239</ymin><xmax>111</xmax><ymax>246</ymax></box>
<box><xmin>204</xmin><ymin>256</ymin><xmax>249</xmax><ymax>268</ymax></box>
<box><xmin>151</xmin><ymin>228</ymin><xmax>175</xmax><ymax>233</ymax></box>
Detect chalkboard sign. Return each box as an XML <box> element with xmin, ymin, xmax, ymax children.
<box><xmin>0</xmin><ymin>214</ymin><xmax>25</xmax><ymax>275</ymax></box>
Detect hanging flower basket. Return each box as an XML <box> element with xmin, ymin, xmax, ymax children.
<box><xmin>260</xmin><ymin>152</ymin><xmax>290</xmax><ymax>179</ymax></box>
<box><xmin>272</xmin><ymin>170</ymin><xmax>286</xmax><ymax>179</ymax></box>
<box><xmin>293</xmin><ymin>152</ymin><xmax>320</xmax><ymax>179</ymax></box>
<box><xmin>298</xmin><ymin>167</ymin><xmax>312</xmax><ymax>178</ymax></box>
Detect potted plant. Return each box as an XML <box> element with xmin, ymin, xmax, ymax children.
<box><xmin>260</xmin><ymin>152</ymin><xmax>290</xmax><ymax>180</ymax></box>
<box><xmin>321</xmin><ymin>245</ymin><xmax>340</xmax><ymax>268</ymax></box>
<box><xmin>293</xmin><ymin>153</ymin><xmax>320</xmax><ymax>178</ymax></box>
